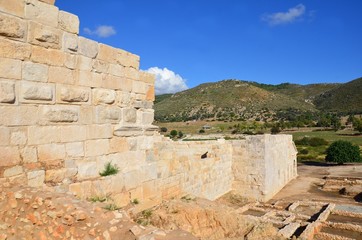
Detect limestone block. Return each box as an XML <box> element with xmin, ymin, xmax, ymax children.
<box><xmin>109</xmin><ymin>137</ymin><xmax>128</xmax><ymax>153</ymax></box>
<box><xmin>121</xmin><ymin>108</ymin><xmax>137</xmax><ymax>124</ymax></box>
<box><xmin>78</xmin><ymin>37</ymin><xmax>98</xmax><ymax>58</ymax></box>
<box><xmin>133</xmin><ymin>100</ymin><xmax>153</xmax><ymax>109</ymax></box>
<box><xmin>124</xmin><ymin>67</ymin><xmax>140</xmax><ymax>81</ymax></box>
<box><xmin>57</xmin><ymin>85</ymin><xmax>90</xmax><ymax>103</ymax></box>
<box><xmin>142</xmin><ymin>180</ymin><xmax>158</xmax><ymax>199</ymax></box>
<box><xmin>64</xmin><ymin>53</ymin><xmax>76</xmax><ymax>69</ymax></box>
<box><xmin>0</xmin><ymin>0</ymin><xmax>25</xmax><ymax>17</ymax></box>
<box><xmin>20</xmin><ymin>146</ymin><xmax>38</xmax><ymax>163</ymax></box>
<box><xmin>0</xmin><ymin>38</ymin><xmax>31</xmax><ymax>60</ymax></box>
<box><xmin>86</xmin><ymin>124</ymin><xmax>113</xmax><ymax>139</ymax></box>
<box><xmin>69</xmin><ymin>181</ymin><xmax>92</xmax><ymax>199</ymax></box>
<box><xmin>142</xmin><ymin>163</ymin><xmax>158</xmax><ymax>182</ymax></box>
<box><xmin>114</xmin><ymin>49</ymin><xmax>140</xmax><ymax>69</ymax></box>
<box><xmin>0</xmin><ymin>106</ymin><xmax>38</xmax><ymax>126</ymax></box>
<box><xmin>10</xmin><ymin>129</ymin><xmax>27</xmax><ymax>145</ymax></box>
<box><xmin>0</xmin><ymin>146</ymin><xmax>21</xmax><ymax>167</ymax></box>
<box><xmin>49</xmin><ymin>66</ymin><xmax>74</xmax><ymax>84</ymax></box>
<box><xmin>27</xmin><ymin>170</ymin><xmax>45</xmax><ymax>187</ymax></box>
<box><xmin>0</xmin><ymin>81</ymin><xmax>15</xmax><ymax>103</ymax></box>
<box><xmin>77</xmin><ymin>55</ymin><xmax>92</xmax><ymax>71</ymax></box>
<box><xmin>39</xmin><ymin>105</ymin><xmax>79</xmax><ymax>124</ymax></box>
<box><xmin>137</xmin><ymin>110</ymin><xmax>154</xmax><ymax>125</ymax></box>
<box><xmin>45</xmin><ymin>168</ymin><xmax>66</xmax><ymax>183</ymax></box>
<box><xmin>92</xmin><ymin>59</ymin><xmax>109</xmax><ymax>73</ymax></box>
<box><xmin>97</xmin><ymin>44</ymin><xmax>116</xmax><ymax>63</ymax></box>
<box><xmin>28</xmin><ymin>126</ymin><xmax>61</xmax><ymax>145</ymax></box>
<box><xmin>65</xmin><ymin>142</ymin><xmax>84</xmax><ymax>157</ymax></box>
<box><xmin>120</xmin><ymin>78</ymin><xmax>133</xmax><ymax>92</ymax></box>
<box><xmin>58</xmin><ymin>10</ymin><xmax>79</xmax><ymax>34</ymax></box>
<box><xmin>19</xmin><ymin>81</ymin><xmax>55</xmax><ymax>103</ymax></box>
<box><xmin>25</xmin><ymin>0</ymin><xmax>59</xmax><ymax>28</ymax></box>
<box><xmin>94</xmin><ymin>106</ymin><xmax>121</xmax><ymax>124</ymax></box>
<box><xmin>93</xmin><ymin>89</ymin><xmax>116</xmax><ymax>105</ymax></box>
<box><xmin>62</xmin><ymin>32</ymin><xmax>78</xmax><ymax>52</ymax></box>
<box><xmin>31</xmin><ymin>45</ymin><xmax>66</xmax><ymax>66</ymax></box>
<box><xmin>124</xmin><ymin>170</ymin><xmax>142</xmax><ymax>190</ymax></box>
<box><xmin>79</xmin><ymin>106</ymin><xmax>92</xmax><ymax>124</ymax></box>
<box><xmin>77</xmin><ymin>161</ymin><xmax>98</xmax><ymax>180</ymax></box>
<box><xmin>116</xmin><ymin>91</ymin><xmax>131</xmax><ymax>106</ymax></box>
<box><xmin>0</xmin><ymin>12</ymin><xmax>27</xmax><ymax>40</ymax></box>
<box><xmin>139</xmin><ymin>72</ymin><xmax>155</xmax><ymax>84</ymax></box>
<box><xmin>146</xmin><ymin>85</ymin><xmax>155</xmax><ymax>101</ymax></box>
<box><xmin>22</xmin><ymin>61</ymin><xmax>48</xmax><ymax>82</ymax></box>
<box><xmin>102</xmin><ymin>74</ymin><xmax>122</xmax><ymax>90</ymax></box>
<box><xmin>132</xmin><ymin>81</ymin><xmax>147</xmax><ymax>94</ymax></box>
<box><xmin>0</xmin><ymin>57</ymin><xmax>22</xmax><ymax>80</ymax></box>
<box><xmin>38</xmin><ymin>143</ymin><xmax>65</xmax><ymax>161</ymax></box>
<box><xmin>28</xmin><ymin>21</ymin><xmax>61</xmax><ymax>49</ymax></box>
<box><xmin>85</xmin><ymin>139</ymin><xmax>110</xmax><ymax>157</ymax></box>
<box><xmin>76</xmin><ymin>71</ymin><xmax>102</xmax><ymax>88</ymax></box>
<box><xmin>109</xmin><ymin>64</ymin><xmax>124</xmax><ymax>77</ymax></box>
<box><xmin>59</xmin><ymin>125</ymin><xmax>86</xmax><ymax>143</ymax></box>
<box><xmin>39</xmin><ymin>0</ymin><xmax>55</xmax><ymax>5</ymax></box>
<box><xmin>135</xmin><ymin>93</ymin><xmax>146</xmax><ymax>101</ymax></box>
<box><xmin>4</xmin><ymin>166</ymin><xmax>23</xmax><ymax>177</ymax></box>
<box><xmin>0</xmin><ymin>127</ymin><xmax>10</xmax><ymax>146</ymax></box>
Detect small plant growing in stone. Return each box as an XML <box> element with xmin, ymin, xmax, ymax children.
<box><xmin>135</xmin><ymin>209</ymin><xmax>153</xmax><ymax>226</ymax></box>
<box><xmin>99</xmin><ymin>162</ymin><xmax>119</xmax><ymax>177</ymax></box>
<box><xmin>88</xmin><ymin>195</ymin><xmax>107</xmax><ymax>203</ymax></box>
<box><xmin>131</xmin><ymin>198</ymin><xmax>140</xmax><ymax>205</ymax></box>
<box><xmin>104</xmin><ymin>203</ymin><xmax>120</xmax><ymax>211</ymax></box>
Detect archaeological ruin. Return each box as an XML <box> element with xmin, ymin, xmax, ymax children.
<box><xmin>0</xmin><ymin>0</ymin><xmax>298</xmax><ymax>212</ymax></box>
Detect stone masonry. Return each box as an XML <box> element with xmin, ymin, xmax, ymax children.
<box><xmin>0</xmin><ymin>0</ymin><xmax>297</xmax><ymax>211</ymax></box>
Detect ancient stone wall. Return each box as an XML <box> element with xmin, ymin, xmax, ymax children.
<box><xmin>232</xmin><ymin>135</ymin><xmax>298</xmax><ymax>202</ymax></box>
<box><xmin>0</xmin><ymin>0</ymin><xmax>297</xmax><ymax>210</ymax></box>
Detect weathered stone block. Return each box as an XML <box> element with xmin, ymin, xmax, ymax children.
<box><xmin>59</xmin><ymin>125</ymin><xmax>86</xmax><ymax>143</ymax></box>
<box><xmin>122</xmin><ymin>108</ymin><xmax>137</xmax><ymax>124</ymax></box>
<box><xmin>39</xmin><ymin>105</ymin><xmax>79</xmax><ymax>124</ymax></box>
<box><xmin>132</xmin><ymin>81</ymin><xmax>147</xmax><ymax>94</ymax></box>
<box><xmin>57</xmin><ymin>85</ymin><xmax>90</xmax><ymax>103</ymax></box>
<box><xmin>4</xmin><ymin>166</ymin><xmax>23</xmax><ymax>177</ymax></box>
<box><xmin>64</xmin><ymin>53</ymin><xmax>76</xmax><ymax>69</ymax></box>
<box><xmin>124</xmin><ymin>67</ymin><xmax>140</xmax><ymax>80</ymax></box>
<box><xmin>62</xmin><ymin>32</ymin><xmax>78</xmax><ymax>52</ymax></box>
<box><xmin>28</xmin><ymin>126</ymin><xmax>61</xmax><ymax>145</ymax></box>
<box><xmin>137</xmin><ymin>110</ymin><xmax>154</xmax><ymax>125</ymax></box>
<box><xmin>38</xmin><ymin>143</ymin><xmax>65</xmax><ymax>161</ymax></box>
<box><xmin>10</xmin><ymin>129</ymin><xmax>27</xmax><ymax>145</ymax></box>
<box><xmin>120</xmin><ymin>78</ymin><xmax>133</xmax><ymax>92</ymax></box>
<box><xmin>92</xmin><ymin>59</ymin><xmax>109</xmax><ymax>73</ymax></box>
<box><xmin>39</xmin><ymin>0</ymin><xmax>55</xmax><ymax>5</ymax></box>
<box><xmin>0</xmin><ymin>106</ymin><xmax>38</xmax><ymax>126</ymax></box>
<box><xmin>45</xmin><ymin>168</ymin><xmax>66</xmax><ymax>183</ymax></box>
<box><xmin>102</xmin><ymin>74</ymin><xmax>122</xmax><ymax>90</ymax></box>
<box><xmin>0</xmin><ymin>38</ymin><xmax>31</xmax><ymax>60</ymax></box>
<box><xmin>58</xmin><ymin>10</ymin><xmax>79</xmax><ymax>34</ymax></box>
<box><xmin>28</xmin><ymin>21</ymin><xmax>62</xmax><ymax>49</ymax></box>
<box><xmin>78</xmin><ymin>37</ymin><xmax>98</xmax><ymax>58</ymax></box>
<box><xmin>124</xmin><ymin>170</ymin><xmax>142</xmax><ymax>190</ymax></box>
<box><xmin>31</xmin><ymin>45</ymin><xmax>66</xmax><ymax>66</ymax></box>
<box><xmin>27</xmin><ymin>170</ymin><xmax>45</xmax><ymax>187</ymax></box>
<box><xmin>21</xmin><ymin>146</ymin><xmax>38</xmax><ymax>163</ymax></box>
<box><xmin>86</xmin><ymin>124</ymin><xmax>113</xmax><ymax>139</ymax></box>
<box><xmin>97</xmin><ymin>44</ymin><xmax>116</xmax><ymax>63</ymax></box>
<box><xmin>0</xmin><ymin>0</ymin><xmax>25</xmax><ymax>17</ymax></box>
<box><xmin>25</xmin><ymin>0</ymin><xmax>59</xmax><ymax>28</ymax></box>
<box><xmin>94</xmin><ymin>106</ymin><xmax>121</xmax><ymax>124</ymax></box>
<box><xmin>0</xmin><ymin>81</ymin><xmax>15</xmax><ymax>103</ymax></box>
<box><xmin>85</xmin><ymin>139</ymin><xmax>109</xmax><ymax>157</ymax></box>
<box><xmin>0</xmin><ymin>12</ymin><xmax>27</xmax><ymax>40</ymax></box>
<box><xmin>49</xmin><ymin>66</ymin><xmax>74</xmax><ymax>84</ymax></box>
<box><xmin>0</xmin><ymin>146</ymin><xmax>21</xmax><ymax>167</ymax></box>
<box><xmin>109</xmin><ymin>64</ymin><xmax>124</xmax><ymax>77</ymax></box>
<box><xmin>0</xmin><ymin>127</ymin><xmax>10</xmax><ymax>146</ymax></box>
<box><xmin>139</xmin><ymin>72</ymin><xmax>155</xmax><ymax>84</ymax></box>
<box><xmin>146</xmin><ymin>86</ymin><xmax>155</xmax><ymax>101</ymax></box>
<box><xmin>77</xmin><ymin>161</ymin><xmax>98</xmax><ymax>180</ymax></box>
<box><xmin>109</xmin><ymin>137</ymin><xmax>129</xmax><ymax>153</ymax></box>
<box><xmin>65</xmin><ymin>142</ymin><xmax>84</xmax><ymax>157</ymax></box>
<box><xmin>114</xmin><ymin>49</ymin><xmax>140</xmax><ymax>69</ymax></box>
<box><xmin>79</xmin><ymin>106</ymin><xmax>92</xmax><ymax>124</ymax></box>
<box><xmin>0</xmin><ymin>57</ymin><xmax>22</xmax><ymax>80</ymax></box>
<box><xmin>76</xmin><ymin>71</ymin><xmax>102</xmax><ymax>88</ymax></box>
<box><xmin>19</xmin><ymin>81</ymin><xmax>55</xmax><ymax>103</ymax></box>
<box><xmin>22</xmin><ymin>61</ymin><xmax>48</xmax><ymax>82</ymax></box>
<box><xmin>93</xmin><ymin>89</ymin><xmax>116</xmax><ymax>105</ymax></box>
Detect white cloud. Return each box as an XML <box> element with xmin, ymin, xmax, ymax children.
<box><xmin>83</xmin><ymin>25</ymin><xmax>116</xmax><ymax>38</ymax></box>
<box><xmin>262</xmin><ymin>4</ymin><xmax>306</xmax><ymax>26</ymax></box>
<box><xmin>145</xmin><ymin>67</ymin><xmax>188</xmax><ymax>95</ymax></box>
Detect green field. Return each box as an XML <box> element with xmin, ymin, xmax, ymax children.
<box><xmin>291</xmin><ymin>130</ymin><xmax>362</xmax><ymax>146</ymax></box>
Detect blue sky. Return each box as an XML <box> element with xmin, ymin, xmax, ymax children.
<box><xmin>56</xmin><ymin>1</ymin><xmax>362</xmax><ymax>94</ymax></box>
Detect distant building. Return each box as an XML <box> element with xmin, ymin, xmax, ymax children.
<box><xmin>202</xmin><ymin>125</ymin><xmax>212</xmax><ymax>130</ymax></box>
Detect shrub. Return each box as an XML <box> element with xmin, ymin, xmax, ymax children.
<box><xmin>325</xmin><ymin>140</ymin><xmax>362</xmax><ymax>164</ymax></box>
<box><xmin>170</xmin><ymin>130</ymin><xmax>178</xmax><ymax>138</ymax></box>
<box><xmin>160</xmin><ymin>127</ymin><xmax>168</xmax><ymax>133</ymax></box>
<box><xmin>295</xmin><ymin>137</ymin><xmax>328</xmax><ymax>146</ymax></box>
<box><xmin>178</xmin><ymin>131</ymin><xmax>184</xmax><ymax>138</ymax></box>
<box><xmin>271</xmin><ymin>125</ymin><xmax>281</xmax><ymax>134</ymax></box>
<box><xmin>300</xmin><ymin>149</ymin><xmax>309</xmax><ymax>155</ymax></box>
<box><xmin>199</xmin><ymin>129</ymin><xmax>205</xmax><ymax>134</ymax></box>
<box><xmin>104</xmin><ymin>203</ymin><xmax>120</xmax><ymax>211</ymax></box>
<box><xmin>99</xmin><ymin>162</ymin><xmax>119</xmax><ymax>176</ymax></box>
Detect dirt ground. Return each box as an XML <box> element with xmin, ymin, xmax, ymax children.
<box><xmin>270</xmin><ymin>163</ymin><xmax>362</xmax><ymax>205</ymax></box>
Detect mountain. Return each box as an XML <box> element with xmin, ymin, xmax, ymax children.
<box><xmin>154</xmin><ymin>80</ymin><xmax>316</xmax><ymax>122</ymax></box>
<box><xmin>314</xmin><ymin>77</ymin><xmax>362</xmax><ymax>113</ymax></box>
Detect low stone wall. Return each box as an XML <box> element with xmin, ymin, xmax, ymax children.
<box><xmin>232</xmin><ymin>135</ymin><xmax>298</xmax><ymax>202</ymax></box>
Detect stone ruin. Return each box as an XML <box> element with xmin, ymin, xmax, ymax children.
<box><xmin>0</xmin><ymin>0</ymin><xmax>298</xmax><ymax>212</ymax></box>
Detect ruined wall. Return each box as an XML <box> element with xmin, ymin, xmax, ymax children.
<box><xmin>232</xmin><ymin>135</ymin><xmax>298</xmax><ymax>202</ymax></box>
<box><xmin>0</xmin><ymin>0</ymin><xmax>297</xmax><ymax>210</ymax></box>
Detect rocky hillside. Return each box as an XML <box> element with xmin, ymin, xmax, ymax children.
<box><xmin>154</xmin><ymin>78</ymin><xmax>361</xmax><ymax>122</ymax></box>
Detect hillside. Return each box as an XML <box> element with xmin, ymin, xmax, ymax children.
<box><xmin>314</xmin><ymin>77</ymin><xmax>362</xmax><ymax>113</ymax></box>
<box><xmin>154</xmin><ymin>80</ymin><xmax>316</xmax><ymax>122</ymax></box>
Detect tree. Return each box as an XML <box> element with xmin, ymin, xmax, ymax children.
<box><xmin>271</xmin><ymin>125</ymin><xmax>281</xmax><ymax>134</ymax></box>
<box><xmin>178</xmin><ymin>131</ymin><xmax>184</xmax><ymax>138</ymax></box>
<box><xmin>325</xmin><ymin>140</ymin><xmax>362</xmax><ymax>164</ymax></box>
<box><xmin>331</xmin><ymin>115</ymin><xmax>341</xmax><ymax>131</ymax></box>
<box><xmin>170</xmin><ymin>130</ymin><xmax>178</xmax><ymax>138</ymax></box>
<box><xmin>353</xmin><ymin>118</ymin><xmax>362</xmax><ymax>133</ymax></box>
<box><xmin>160</xmin><ymin>127</ymin><xmax>168</xmax><ymax>133</ymax></box>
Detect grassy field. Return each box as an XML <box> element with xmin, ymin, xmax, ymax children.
<box><xmin>291</xmin><ymin>130</ymin><xmax>362</xmax><ymax>146</ymax></box>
